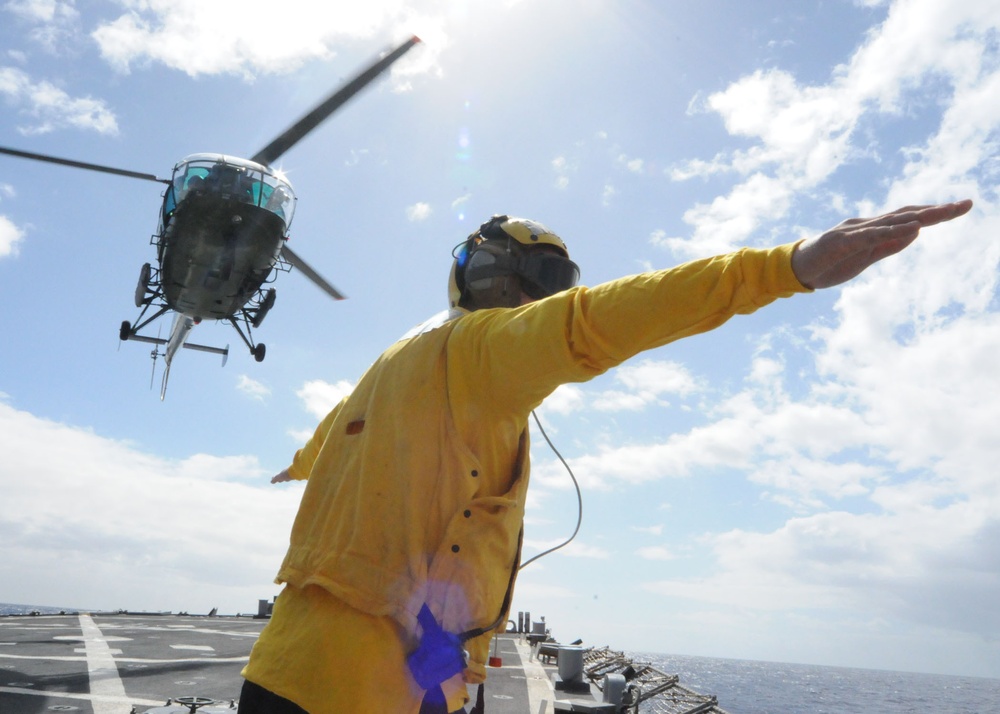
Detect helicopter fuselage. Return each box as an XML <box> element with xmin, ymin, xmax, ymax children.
<box><xmin>155</xmin><ymin>154</ymin><xmax>295</xmax><ymax>321</ymax></box>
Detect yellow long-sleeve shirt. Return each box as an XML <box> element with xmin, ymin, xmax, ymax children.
<box><xmin>243</xmin><ymin>243</ymin><xmax>808</xmax><ymax>712</ymax></box>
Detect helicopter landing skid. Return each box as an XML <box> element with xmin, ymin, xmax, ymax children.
<box><xmin>227</xmin><ymin>312</ymin><xmax>266</xmax><ymax>362</ymax></box>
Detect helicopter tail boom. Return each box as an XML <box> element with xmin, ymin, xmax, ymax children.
<box><xmin>121</xmin><ymin>315</ymin><xmax>230</xmax><ymax>399</ymax></box>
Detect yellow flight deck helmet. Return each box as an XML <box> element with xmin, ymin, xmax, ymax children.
<box><xmin>448</xmin><ymin>215</ymin><xmax>580</xmax><ymax>309</ymax></box>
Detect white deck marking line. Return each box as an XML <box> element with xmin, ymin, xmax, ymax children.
<box><xmin>78</xmin><ymin>614</ymin><xmax>128</xmax><ymax>714</ymax></box>
<box><xmin>0</xmin><ymin>653</ymin><xmax>249</xmax><ymax>663</ymax></box>
<box><xmin>0</xmin><ymin>685</ymin><xmax>163</xmax><ymax>707</ymax></box>
<box><xmin>512</xmin><ymin>638</ymin><xmax>554</xmax><ymax>714</ymax></box>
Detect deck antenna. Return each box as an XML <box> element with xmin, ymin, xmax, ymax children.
<box><xmin>519</xmin><ymin>409</ymin><xmax>583</xmax><ymax>570</ymax></box>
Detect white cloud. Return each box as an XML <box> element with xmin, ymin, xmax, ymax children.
<box><xmin>668</xmin><ymin>0</ymin><xmax>997</xmax><ymax>256</ymax></box>
<box><xmin>296</xmin><ymin>378</ymin><xmax>353</xmax><ymax>420</ymax></box>
<box><xmin>0</xmin><ymin>402</ymin><xmax>294</xmax><ymax>613</ymax></box>
<box><xmin>509</xmin><ymin>580</ymin><xmax>579</xmax><ymax>600</ymax></box>
<box><xmin>631</xmin><ymin>524</ymin><xmax>664</xmax><ymax>536</ymax></box>
<box><xmin>668</xmin><ymin>153</ymin><xmax>732</xmax><ymax>181</ymax></box>
<box><xmin>523</xmin><ymin>537</ymin><xmax>609</xmax><ymax>560</ymax></box>
<box><xmin>591</xmin><ymin>390</ymin><xmax>648</xmax><ymax>412</ymax></box>
<box><xmin>87</xmin><ymin>0</ymin><xmax>444</xmax><ymax>81</ymax></box>
<box><xmin>666</xmin><ymin>172</ymin><xmax>793</xmax><ymax>256</ymax></box>
<box><xmin>537</xmin><ymin>438</ymin><xmax>704</xmax><ymax>491</ymax></box>
<box><xmin>5</xmin><ymin>0</ymin><xmax>78</xmax><ymax>24</ymax></box>
<box><xmin>286</xmin><ymin>428</ymin><xmax>315</xmax><ymax>445</ymax></box>
<box><xmin>406</xmin><ymin>201</ymin><xmax>432</xmax><ymax>221</ymax></box>
<box><xmin>0</xmin><ymin>215</ymin><xmax>25</xmax><ymax>258</ymax></box>
<box><xmin>541</xmin><ymin>384</ymin><xmax>585</xmax><ymax>415</ymax></box>
<box><xmin>636</xmin><ymin>545</ymin><xmax>676</xmax><ymax>561</ymax></box>
<box><xmin>5</xmin><ymin>0</ymin><xmax>80</xmax><ymax>51</ymax></box>
<box><xmin>344</xmin><ymin>148</ymin><xmax>370</xmax><ymax>167</ymax></box>
<box><xmin>617</xmin><ymin>359</ymin><xmax>698</xmax><ymax>397</ymax></box>
<box><xmin>236</xmin><ymin>374</ymin><xmax>271</xmax><ymax>401</ymax></box>
<box><xmin>645</xmin><ymin>501</ymin><xmax>1000</xmax><ymax>638</ymax></box>
<box><xmin>172</xmin><ymin>452</ymin><xmax>266</xmax><ymax>483</ymax></box>
<box><xmin>560</xmin><ymin>542</ymin><xmax>610</xmax><ymax>559</ymax></box>
<box><xmin>591</xmin><ymin>359</ymin><xmax>700</xmax><ymax>412</ymax></box>
<box><xmin>601</xmin><ymin>182</ymin><xmax>616</xmax><ymax>207</ymax></box>
<box><xmin>618</xmin><ymin>154</ymin><xmax>644</xmax><ymax>173</ymax></box>
<box><xmin>0</xmin><ymin>66</ymin><xmax>118</xmax><ymax>135</ymax></box>
<box><xmin>552</xmin><ymin>155</ymin><xmax>571</xmax><ymax>189</ymax></box>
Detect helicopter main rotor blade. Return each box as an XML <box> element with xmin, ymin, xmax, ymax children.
<box><xmin>0</xmin><ymin>146</ymin><xmax>169</xmax><ymax>184</ymax></box>
<box><xmin>281</xmin><ymin>243</ymin><xmax>346</xmax><ymax>301</ymax></box>
<box><xmin>251</xmin><ymin>35</ymin><xmax>421</xmax><ymax>167</ymax></box>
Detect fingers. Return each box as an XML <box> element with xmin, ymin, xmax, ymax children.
<box><xmin>839</xmin><ymin>200</ymin><xmax>973</xmax><ymax>232</ymax></box>
<box><xmin>869</xmin><ymin>200</ymin><xmax>973</xmax><ymax>229</ymax></box>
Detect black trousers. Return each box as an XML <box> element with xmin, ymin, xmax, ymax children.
<box><xmin>237</xmin><ymin>679</ymin><xmax>468</xmax><ymax>714</ymax></box>
<box><xmin>237</xmin><ymin>680</ymin><xmax>308</xmax><ymax>714</ymax></box>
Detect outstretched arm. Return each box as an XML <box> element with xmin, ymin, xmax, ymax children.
<box><xmin>791</xmin><ymin>200</ymin><xmax>973</xmax><ymax>290</ymax></box>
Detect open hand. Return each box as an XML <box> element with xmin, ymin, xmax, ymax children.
<box><xmin>791</xmin><ymin>200</ymin><xmax>973</xmax><ymax>290</ymax></box>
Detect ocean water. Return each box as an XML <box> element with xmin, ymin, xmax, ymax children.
<box><xmin>637</xmin><ymin>652</ymin><xmax>1000</xmax><ymax>714</ymax></box>
<box><xmin>0</xmin><ymin>603</ymin><xmax>82</xmax><ymax>616</ymax></box>
<box><xmin>0</xmin><ymin>602</ymin><xmax>80</xmax><ymax>615</ymax></box>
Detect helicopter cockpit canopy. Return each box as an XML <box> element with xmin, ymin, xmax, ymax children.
<box><xmin>162</xmin><ymin>154</ymin><xmax>297</xmax><ymax>229</ymax></box>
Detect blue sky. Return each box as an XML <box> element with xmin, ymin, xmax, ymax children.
<box><xmin>1</xmin><ymin>0</ymin><xmax>998</xmax><ymax>683</ymax></box>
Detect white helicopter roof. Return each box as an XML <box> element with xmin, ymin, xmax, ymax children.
<box><xmin>174</xmin><ymin>153</ymin><xmax>285</xmax><ymax>180</ymax></box>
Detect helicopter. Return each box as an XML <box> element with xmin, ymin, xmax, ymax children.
<box><xmin>0</xmin><ymin>35</ymin><xmax>420</xmax><ymax>399</ymax></box>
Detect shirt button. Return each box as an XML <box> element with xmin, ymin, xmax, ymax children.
<box><xmin>451</xmin><ymin>544</ymin><xmax>460</xmax><ymax>553</ymax></box>
<box><xmin>463</xmin><ymin>510</ymin><xmax>472</xmax><ymax>518</ymax></box>
<box><xmin>470</xmin><ymin>469</ymin><xmax>479</xmax><ymax>477</ymax></box>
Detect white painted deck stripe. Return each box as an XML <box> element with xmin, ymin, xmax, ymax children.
<box><xmin>78</xmin><ymin>614</ymin><xmax>128</xmax><ymax>714</ymax></box>
<box><xmin>513</xmin><ymin>637</ymin><xmax>554</xmax><ymax>714</ymax></box>
<box><xmin>0</xmin><ymin>652</ymin><xmax>249</xmax><ymax>663</ymax></box>
<box><xmin>0</xmin><ymin>685</ymin><xmax>163</xmax><ymax>707</ymax></box>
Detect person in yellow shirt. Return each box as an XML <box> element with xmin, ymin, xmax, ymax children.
<box><xmin>239</xmin><ymin>200</ymin><xmax>972</xmax><ymax>714</ymax></box>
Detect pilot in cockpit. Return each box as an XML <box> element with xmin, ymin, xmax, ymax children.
<box><xmin>265</xmin><ymin>186</ymin><xmax>289</xmax><ymax>218</ymax></box>
<box><xmin>204</xmin><ymin>165</ymin><xmax>252</xmax><ymax>202</ymax></box>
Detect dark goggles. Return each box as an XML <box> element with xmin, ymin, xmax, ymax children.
<box><xmin>461</xmin><ymin>244</ymin><xmax>580</xmax><ymax>300</ymax></box>
<box><xmin>515</xmin><ymin>251</ymin><xmax>580</xmax><ymax>299</ymax></box>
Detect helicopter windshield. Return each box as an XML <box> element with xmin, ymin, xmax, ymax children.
<box><xmin>168</xmin><ymin>157</ymin><xmax>296</xmax><ymax>226</ymax></box>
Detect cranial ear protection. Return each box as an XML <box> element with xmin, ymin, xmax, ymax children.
<box><xmin>451</xmin><ymin>215</ymin><xmax>511</xmax><ymax>297</ymax></box>
<box><xmin>464</xmin><ymin>221</ymin><xmax>518</xmax><ymax>292</ymax></box>
<box><xmin>450</xmin><ymin>214</ymin><xmax>580</xmax><ymax>308</ymax></box>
